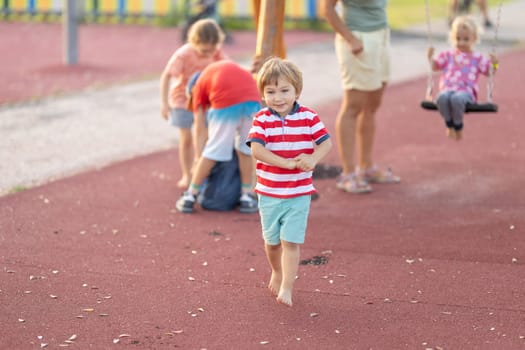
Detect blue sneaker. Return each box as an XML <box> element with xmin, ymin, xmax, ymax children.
<box><xmin>176</xmin><ymin>191</ymin><xmax>195</xmax><ymax>213</ymax></box>
<box><xmin>239</xmin><ymin>193</ymin><xmax>258</xmax><ymax>214</ymax></box>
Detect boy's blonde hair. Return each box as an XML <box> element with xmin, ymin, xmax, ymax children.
<box><xmin>449</xmin><ymin>15</ymin><xmax>482</xmax><ymax>45</ymax></box>
<box><xmin>256</xmin><ymin>57</ymin><xmax>303</xmax><ymax>97</ymax></box>
<box><xmin>187</xmin><ymin>18</ymin><xmax>225</xmax><ymax>45</ymax></box>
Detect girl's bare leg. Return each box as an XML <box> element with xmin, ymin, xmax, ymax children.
<box><xmin>264</xmin><ymin>243</ymin><xmax>282</xmax><ymax>296</ymax></box>
<box><xmin>177</xmin><ymin>128</ymin><xmax>193</xmax><ymax>189</ymax></box>
<box><xmin>277</xmin><ymin>241</ymin><xmax>300</xmax><ymax>307</ymax></box>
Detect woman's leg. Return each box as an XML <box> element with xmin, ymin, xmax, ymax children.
<box><xmin>336</xmin><ymin>89</ymin><xmax>363</xmax><ymax>176</ymax></box>
<box><xmin>356</xmin><ymin>85</ymin><xmax>386</xmax><ymax>170</ymax></box>
<box><xmin>448</xmin><ymin>0</ymin><xmax>459</xmax><ymax>25</ymax></box>
<box><xmin>476</xmin><ymin>0</ymin><xmax>493</xmax><ymax>27</ymax></box>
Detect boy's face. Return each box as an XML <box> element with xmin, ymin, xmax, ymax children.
<box><xmin>263</xmin><ymin>78</ymin><xmax>298</xmax><ymax>117</ymax></box>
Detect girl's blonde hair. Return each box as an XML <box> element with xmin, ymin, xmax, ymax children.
<box><xmin>187</xmin><ymin>18</ymin><xmax>225</xmax><ymax>45</ymax></box>
<box><xmin>256</xmin><ymin>57</ymin><xmax>303</xmax><ymax>96</ymax></box>
<box><xmin>449</xmin><ymin>15</ymin><xmax>482</xmax><ymax>45</ymax></box>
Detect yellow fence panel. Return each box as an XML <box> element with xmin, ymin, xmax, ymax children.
<box><xmin>127</xmin><ymin>0</ymin><xmax>142</xmax><ymax>14</ymax></box>
<box><xmin>220</xmin><ymin>0</ymin><xmax>252</xmax><ymax>18</ymax></box>
<box><xmin>154</xmin><ymin>0</ymin><xmax>173</xmax><ymax>16</ymax></box>
<box><xmin>10</xmin><ymin>0</ymin><xmax>29</xmax><ymax>11</ymax></box>
<box><xmin>99</xmin><ymin>0</ymin><xmax>118</xmax><ymax>13</ymax></box>
<box><xmin>37</xmin><ymin>0</ymin><xmax>51</xmax><ymax>11</ymax></box>
<box><xmin>3</xmin><ymin>0</ymin><xmax>321</xmax><ymax>20</ymax></box>
<box><xmin>286</xmin><ymin>0</ymin><xmax>304</xmax><ymax>18</ymax></box>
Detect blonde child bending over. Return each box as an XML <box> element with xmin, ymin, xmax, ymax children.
<box><xmin>246</xmin><ymin>58</ymin><xmax>332</xmax><ymax>307</ymax></box>
<box><xmin>427</xmin><ymin>15</ymin><xmax>498</xmax><ymax>140</ymax></box>
<box><xmin>160</xmin><ymin>18</ymin><xmax>227</xmax><ymax>189</ymax></box>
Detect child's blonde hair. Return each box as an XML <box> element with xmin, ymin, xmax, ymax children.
<box><xmin>449</xmin><ymin>15</ymin><xmax>482</xmax><ymax>46</ymax></box>
<box><xmin>187</xmin><ymin>18</ymin><xmax>225</xmax><ymax>45</ymax></box>
<box><xmin>256</xmin><ymin>57</ymin><xmax>303</xmax><ymax>97</ymax></box>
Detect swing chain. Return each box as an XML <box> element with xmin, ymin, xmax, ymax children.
<box><xmin>487</xmin><ymin>0</ymin><xmax>503</xmax><ymax>103</ymax></box>
<box><xmin>424</xmin><ymin>0</ymin><xmax>434</xmax><ymax>100</ymax></box>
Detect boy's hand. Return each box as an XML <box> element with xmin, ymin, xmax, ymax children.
<box><xmin>294</xmin><ymin>154</ymin><xmax>316</xmax><ymax>172</ymax></box>
<box><xmin>285</xmin><ymin>159</ymin><xmax>298</xmax><ymax>170</ymax></box>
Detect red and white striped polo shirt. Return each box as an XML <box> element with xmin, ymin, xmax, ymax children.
<box><xmin>246</xmin><ymin>103</ymin><xmax>330</xmax><ymax>198</ymax></box>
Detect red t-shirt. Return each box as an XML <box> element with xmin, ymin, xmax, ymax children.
<box><xmin>191</xmin><ymin>60</ymin><xmax>261</xmax><ymax>111</ymax></box>
<box><xmin>246</xmin><ymin>104</ymin><xmax>331</xmax><ymax>198</ymax></box>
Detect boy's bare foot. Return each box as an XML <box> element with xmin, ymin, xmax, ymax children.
<box><xmin>455</xmin><ymin>130</ymin><xmax>463</xmax><ymax>141</ymax></box>
<box><xmin>446</xmin><ymin>128</ymin><xmax>456</xmax><ymax>139</ymax></box>
<box><xmin>276</xmin><ymin>289</ymin><xmax>293</xmax><ymax>307</ymax></box>
<box><xmin>177</xmin><ymin>177</ymin><xmax>190</xmax><ymax>189</ymax></box>
<box><xmin>268</xmin><ymin>272</ymin><xmax>282</xmax><ymax>296</ymax></box>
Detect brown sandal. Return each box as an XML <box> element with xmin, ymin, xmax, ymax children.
<box><xmin>336</xmin><ymin>173</ymin><xmax>372</xmax><ymax>194</ymax></box>
<box><xmin>359</xmin><ymin>166</ymin><xmax>401</xmax><ymax>184</ymax></box>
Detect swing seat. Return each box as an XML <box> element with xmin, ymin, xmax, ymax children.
<box><xmin>420</xmin><ymin>100</ymin><xmax>498</xmax><ymax>113</ymax></box>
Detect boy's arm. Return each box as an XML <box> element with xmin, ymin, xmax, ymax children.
<box><xmin>251</xmin><ymin>142</ymin><xmax>297</xmax><ymax>170</ymax></box>
<box><xmin>295</xmin><ymin>139</ymin><xmax>333</xmax><ymax>172</ymax></box>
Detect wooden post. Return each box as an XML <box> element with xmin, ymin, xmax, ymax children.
<box><xmin>252</xmin><ymin>0</ymin><xmax>286</xmax><ymax>73</ymax></box>
<box><xmin>63</xmin><ymin>0</ymin><xmax>78</xmax><ymax>65</ymax></box>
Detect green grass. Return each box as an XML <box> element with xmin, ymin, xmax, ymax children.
<box><xmin>217</xmin><ymin>0</ymin><xmax>508</xmax><ymax>32</ymax></box>
<box><xmin>388</xmin><ymin>0</ymin><xmax>448</xmax><ymax>30</ymax></box>
<box><xmin>388</xmin><ymin>0</ymin><xmax>508</xmax><ymax>30</ymax></box>
<box><xmin>8</xmin><ymin>185</ymin><xmax>27</xmax><ymax>194</ymax></box>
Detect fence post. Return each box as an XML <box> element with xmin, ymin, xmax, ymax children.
<box><xmin>254</xmin><ymin>0</ymin><xmax>286</xmax><ymax>62</ymax></box>
<box><xmin>2</xmin><ymin>0</ymin><xmax>9</xmax><ymax>18</ymax></box>
<box><xmin>63</xmin><ymin>0</ymin><xmax>78</xmax><ymax>65</ymax></box>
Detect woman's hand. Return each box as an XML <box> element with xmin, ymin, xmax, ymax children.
<box><xmin>348</xmin><ymin>37</ymin><xmax>363</xmax><ymax>55</ymax></box>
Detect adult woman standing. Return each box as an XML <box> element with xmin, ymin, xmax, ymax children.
<box><xmin>321</xmin><ymin>0</ymin><xmax>400</xmax><ymax>194</ymax></box>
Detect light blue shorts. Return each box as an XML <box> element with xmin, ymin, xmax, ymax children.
<box><xmin>169</xmin><ymin>108</ymin><xmax>193</xmax><ymax>129</ymax></box>
<box><xmin>202</xmin><ymin>101</ymin><xmax>261</xmax><ymax>162</ymax></box>
<box><xmin>258</xmin><ymin>194</ymin><xmax>311</xmax><ymax>245</ymax></box>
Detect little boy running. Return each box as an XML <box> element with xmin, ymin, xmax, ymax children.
<box><xmin>246</xmin><ymin>57</ymin><xmax>332</xmax><ymax>306</ymax></box>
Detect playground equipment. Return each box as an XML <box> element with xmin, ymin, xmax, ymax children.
<box><xmin>421</xmin><ymin>0</ymin><xmax>503</xmax><ymax>113</ymax></box>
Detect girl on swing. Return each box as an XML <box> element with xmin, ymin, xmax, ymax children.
<box><xmin>427</xmin><ymin>15</ymin><xmax>498</xmax><ymax>140</ymax></box>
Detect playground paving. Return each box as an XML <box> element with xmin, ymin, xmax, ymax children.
<box><xmin>1</xmin><ymin>2</ymin><xmax>525</xmax><ymax>349</ymax></box>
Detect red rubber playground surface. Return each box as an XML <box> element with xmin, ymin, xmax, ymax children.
<box><xmin>1</xmin><ymin>22</ymin><xmax>525</xmax><ymax>349</ymax></box>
